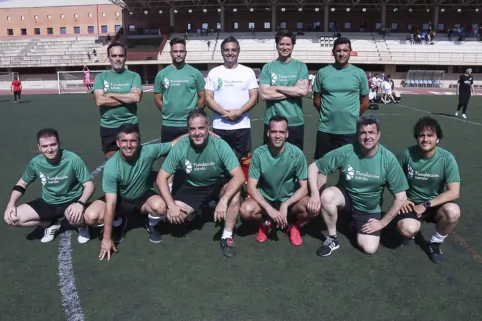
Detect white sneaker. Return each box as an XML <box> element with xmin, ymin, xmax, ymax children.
<box><xmin>41</xmin><ymin>224</ymin><xmax>61</xmax><ymax>243</ymax></box>
<box><xmin>77</xmin><ymin>226</ymin><xmax>90</xmax><ymax>244</ymax></box>
<box><xmin>462</xmin><ymin>114</ymin><xmax>467</xmax><ymax>119</ymax></box>
<box><xmin>455</xmin><ymin>111</ymin><xmax>459</xmax><ymax>116</ymax></box>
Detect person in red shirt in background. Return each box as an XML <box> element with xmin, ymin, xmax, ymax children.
<box><xmin>11</xmin><ymin>77</ymin><xmax>22</xmax><ymax>103</ymax></box>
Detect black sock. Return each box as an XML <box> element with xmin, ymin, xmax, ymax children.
<box><xmin>329</xmin><ymin>234</ymin><xmax>338</xmax><ymax>240</ymax></box>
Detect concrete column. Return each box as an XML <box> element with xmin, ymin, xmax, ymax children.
<box><xmin>324</xmin><ymin>5</ymin><xmax>329</xmax><ymax>32</ymax></box>
<box><xmin>220</xmin><ymin>6</ymin><xmax>225</xmax><ymax>32</ymax></box>
<box><xmin>271</xmin><ymin>5</ymin><xmax>276</xmax><ymax>32</ymax></box>
<box><xmin>433</xmin><ymin>6</ymin><xmax>439</xmax><ymax>30</ymax></box>
<box><xmin>121</xmin><ymin>8</ymin><xmax>127</xmax><ymax>33</ymax></box>
<box><xmin>381</xmin><ymin>5</ymin><xmax>387</xmax><ymax>28</ymax></box>
<box><xmin>169</xmin><ymin>7</ymin><xmax>175</xmax><ymax>29</ymax></box>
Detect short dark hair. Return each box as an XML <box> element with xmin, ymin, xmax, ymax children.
<box><xmin>413</xmin><ymin>116</ymin><xmax>444</xmax><ymax>140</ymax></box>
<box><xmin>332</xmin><ymin>37</ymin><xmax>352</xmax><ymax>51</ymax></box>
<box><xmin>116</xmin><ymin>123</ymin><xmax>140</xmax><ymax>140</ymax></box>
<box><xmin>275</xmin><ymin>30</ymin><xmax>296</xmax><ymax>46</ymax></box>
<box><xmin>221</xmin><ymin>36</ymin><xmax>239</xmax><ymax>51</ymax></box>
<box><xmin>107</xmin><ymin>42</ymin><xmax>127</xmax><ymax>56</ymax></box>
<box><xmin>187</xmin><ymin>109</ymin><xmax>210</xmax><ymax>127</ymax></box>
<box><xmin>170</xmin><ymin>38</ymin><xmax>186</xmax><ymax>48</ymax></box>
<box><xmin>269</xmin><ymin>115</ymin><xmax>289</xmax><ymax>128</ymax></box>
<box><xmin>37</xmin><ymin>128</ymin><xmax>59</xmax><ymax>143</ymax></box>
<box><xmin>357</xmin><ymin>115</ymin><xmax>380</xmax><ymax>132</ymax></box>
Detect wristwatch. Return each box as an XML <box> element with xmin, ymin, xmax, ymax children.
<box><xmin>423</xmin><ymin>201</ymin><xmax>432</xmax><ymax>208</ymax></box>
<box><xmin>76</xmin><ymin>200</ymin><xmax>86</xmax><ymax>207</ymax></box>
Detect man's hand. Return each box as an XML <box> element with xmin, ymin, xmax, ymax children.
<box><xmin>66</xmin><ymin>203</ymin><xmax>84</xmax><ymax>224</ymax></box>
<box><xmin>214</xmin><ymin>199</ymin><xmax>228</xmax><ymax>222</ymax></box>
<box><xmin>99</xmin><ymin>238</ymin><xmax>117</xmax><ymax>261</ymax></box>
<box><xmin>266</xmin><ymin>207</ymin><xmax>287</xmax><ymax>228</ymax></box>
<box><xmin>167</xmin><ymin>204</ymin><xmax>184</xmax><ymax>224</ymax></box>
<box><xmin>361</xmin><ymin>218</ymin><xmax>385</xmax><ymax>234</ymax></box>
<box><xmin>225</xmin><ymin>109</ymin><xmax>242</xmax><ymax>121</ymax></box>
<box><xmin>4</xmin><ymin>205</ymin><xmax>16</xmax><ymax>225</ymax></box>
<box><xmin>307</xmin><ymin>195</ymin><xmax>322</xmax><ymax>215</ymax></box>
<box><xmin>413</xmin><ymin>204</ymin><xmax>426</xmax><ymax>217</ymax></box>
<box><xmin>278</xmin><ymin>203</ymin><xmax>289</xmax><ymax>229</ymax></box>
<box><xmin>399</xmin><ymin>200</ymin><xmax>415</xmax><ymax>214</ymax></box>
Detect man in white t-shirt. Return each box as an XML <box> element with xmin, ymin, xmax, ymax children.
<box><xmin>205</xmin><ymin>36</ymin><xmax>259</xmax><ymax>184</ymax></box>
<box><xmin>382</xmin><ymin>78</ymin><xmax>395</xmax><ymax>103</ymax></box>
<box><xmin>371</xmin><ymin>73</ymin><xmax>380</xmax><ymax>92</ymax></box>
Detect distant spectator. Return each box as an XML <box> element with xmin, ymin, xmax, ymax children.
<box><xmin>11</xmin><ymin>76</ymin><xmax>22</xmax><ymax>103</ymax></box>
<box><xmin>106</xmin><ymin>34</ymin><xmax>111</xmax><ymax>43</ymax></box>
<box><xmin>87</xmin><ymin>52</ymin><xmax>91</xmax><ymax>61</ymax></box>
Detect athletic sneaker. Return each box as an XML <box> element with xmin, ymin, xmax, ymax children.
<box><xmin>462</xmin><ymin>114</ymin><xmax>467</xmax><ymax>119</ymax></box>
<box><xmin>77</xmin><ymin>226</ymin><xmax>90</xmax><ymax>244</ymax></box>
<box><xmin>41</xmin><ymin>223</ymin><xmax>61</xmax><ymax>243</ymax></box>
<box><xmin>317</xmin><ymin>236</ymin><xmax>340</xmax><ymax>257</ymax></box>
<box><xmin>112</xmin><ymin>216</ymin><xmax>128</xmax><ymax>243</ymax></box>
<box><xmin>146</xmin><ymin>224</ymin><xmax>162</xmax><ymax>244</ymax></box>
<box><xmin>455</xmin><ymin>111</ymin><xmax>459</xmax><ymax>116</ymax></box>
<box><xmin>427</xmin><ymin>242</ymin><xmax>444</xmax><ymax>264</ymax></box>
<box><xmin>286</xmin><ymin>225</ymin><xmax>302</xmax><ymax>246</ymax></box>
<box><xmin>220</xmin><ymin>237</ymin><xmax>236</xmax><ymax>258</ymax></box>
<box><xmin>256</xmin><ymin>220</ymin><xmax>271</xmax><ymax>243</ymax></box>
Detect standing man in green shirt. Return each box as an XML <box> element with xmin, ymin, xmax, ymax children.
<box><xmin>83</xmin><ymin>124</ymin><xmax>184</xmax><ymax>260</ymax></box>
<box><xmin>4</xmin><ymin>128</ymin><xmax>95</xmax><ymax>244</ymax></box>
<box><xmin>156</xmin><ymin>110</ymin><xmax>245</xmax><ymax>258</ymax></box>
<box><xmin>307</xmin><ymin>115</ymin><xmax>408</xmax><ymax>257</ymax></box>
<box><xmin>240</xmin><ymin>115</ymin><xmax>311</xmax><ymax>246</ymax></box>
<box><xmin>396</xmin><ymin>117</ymin><xmax>461</xmax><ymax>264</ymax></box>
<box><xmin>312</xmin><ymin>37</ymin><xmax>370</xmax><ymax>159</ymax></box>
<box><xmin>92</xmin><ymin>42</ymin><xmax>143</xmax><ymax>160</ymax></box>
<box><xmin>259</xmin><ymin>30</ymin><xmax>309</xmax><ymax>150</ymax></box>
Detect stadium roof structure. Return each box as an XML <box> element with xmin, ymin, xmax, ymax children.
<box><xmin>109</xmin><ymin>0</ymin><xmax>482</xmax><ymax>10</ymax></box>
<box><xmin>0</xmin><ymin>0</ymin><xmax>113</xmax><ymax>8</ymax></box>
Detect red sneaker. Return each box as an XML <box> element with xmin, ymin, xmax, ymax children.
<box><xmin>287</xmin><ymin>225</ymin><xmax>302</xmax><ymax>246</ymax></box>
<box><xmin>256</xmin><ymin>220</ymin><xmax>271</xmax><ymax>243</ymax></box>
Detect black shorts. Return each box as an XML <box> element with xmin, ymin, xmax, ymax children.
<box><xmin>263</xmin><ymin>124</ymin><xmax>304</xmax><ymax>150</ymax></box>
<box><xmin>161</xmin><ymin>125</ymin><xmax>188</xmax><ymax>143</ymax></box>
<box><xmin>100</xmin><ymin>189</ymin><xmax>158</xmax><ymax>213</ymax></box>
<box><xmin>458</xmin><ymin>92</ymin><xmax>471</xmax><ymax>105</ymax></box>
<box><xmin>213</xmin><ymin>128</ymin><xmax>251</xmax><ymax>158</ymax></box>
<box><xmin>351</xmin><ymin>210</ymin><xmax>382</xmax><ymax>236</ymax></box>
<box><xmin>173</xmin><ymin>179</ymin><xmax>230</xmax><ymax>215</ymax></box>
<box><xmin>397</xmin><ymin>206</ymin><xmax>441</xmax><ymax>223</ymax></box>
<box><xmin>314</xmin><ymin>131</ymin><xmax>357</xmax><ymax>159</ymax></box>
<box><xmin>100</xmin><ymin>123</ymin><xmax>139</xmax><ymax>154</ymax></box>
<box><xmin>26</xmin><ymin>198</ymin><xmax>78</xmax><ymax>223</ymax></box>
<box><xmin>13</xmin><ymin>91</ymin><xmax>21</xmax><ymax>100</ymax></box>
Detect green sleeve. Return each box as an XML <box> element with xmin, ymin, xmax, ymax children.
<box><xmin>444</xmin><ymin>153</ymin><xmax>461</xmax><ymax>184</ymax></box>
<box><xmin>386</xmin><ymin>153</ymin><xmax>409</xmax><ymax>194</ymax></box>
<box><xmin>131</xmin><ymin>72</ymin><xmax>142</xmax><ymax>90</ymax></box>
<box><xmin>248</xmin><ymin>149</ymin><xmax>262</xmax><ymax>179</ymax></box>
<box><xmin>396</xmin><ymin>148</ymin><xmax>409</xmax><ymax>173</ymax></box>
<box><xmin>148</xmin><ymin>143</ymin><xmax>172</xmax><ymax>159</ymax></box>
<box><xmin>296</xmin><ymin>151</ymin><xmax>308</xmax><ymax>180</ymax></box>
<box><xmin>315</xmin><ymin>147</ymin><xmax>346</xmax><ymax>176</ymax></box>
<box><xmin>312</xmin><ymin>70</ymin><xmax>322</xmax><ymax>93</ymax></box>
<box><xmin>102</xmin><ymin>161</ymin><xmax>118</xmax><ymax>194</ymax></box>
<box><xmin>298</xmin><ymin>62</ymin><xmax>309</xmax><ymax>81</ymax></box>
<box><xmin>195</xmin><ymin>70</ymin><xmax>206</xmax><ymax>92</ymax></box>
<box><xmin>154</xmin><ymin>71</ymin><xmax>164</xmax><ymax>94</ymax></box>
<box><xmin>92</xmin><ymin>72</ymin><xmax>104</xmax><ymax>92</ymax></box>
<box><xmin>21</xmin><ymin>159</ymin><xmax>37</xmax><ymax>183</ymax></box>
<box><xmin>217</xmin><ymin>139</ymin><xmax>240</xmax><ymax>172</ymax></box>
<box><xmin>161</xmin><ymin>144</ymin><xmax>183</xmax><ymax>174</ymax></box>
<box><xmin>259</xmin><ymin>64</ymin><xmax>271</xmax><ymax>85</ymax></box>
<box><xmin>359</xmin><ymin>69</ymin><xmax>370</xmax><ymax>96</ymax></box>
<box><xmin>72</xmin><ymin>155</ymin><xmax>92</xmax><ymax>184</ymax></box>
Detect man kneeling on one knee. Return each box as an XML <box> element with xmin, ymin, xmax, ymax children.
<box><xmin>307</xmin><ymin>115</ymin><xmax>408</xmax><ymax>256</ymax></box>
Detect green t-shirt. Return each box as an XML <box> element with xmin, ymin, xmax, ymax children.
<box><xmin>397</xmin><ymin>146</ymin><xmax>460</xmax><ymax>204</ymax></box>
<box><xmin>92</xmin><ymin>69</ymin><xmax>142</xmax><ymax>128</ymax></box>
<box><xmin>259</xmin><ymin>59</ymin><xmax>309</xmax><ymax>126</ymax></box>
<box><xmin>162</xmin><ymin>136</ymin><xmax>240</xmax><ymax>187</ymax></box>
<box><xmin>315</xmin><ymin>143</ymin><xmax>408</xmax><ymax>213</ymax></box>
<box><xmin>21</xmin><ymin>150</ymin><xmax>92</xmax><ymax>205</ymax></box>
<box><xmin>249</xmin><ymin>143</ymin><xmax>308</xmax><ymax>203</ymax></box>
<box><xmin>102</xmin><ymin>143</ymin><xmax>172</xmax><ymax>200</ymax></box>
<box><xmin>154</xmin><ymin>64</ymin><xmax>205</xmax><ymax>127</ymax></box>
<box><xmin>312</xmin><ymin>64</ymin><xmax>370</xmax><ymax>134</ymax></box>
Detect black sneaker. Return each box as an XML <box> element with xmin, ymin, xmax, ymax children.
<box><xmin>402</xmin><ymin>235</ymin><xmax>416</xmax><ymax>246</ymax></box>
<box><xmin>146</xmin><ymin>224</ymin><xmax>162</xmax><ymax>244</ymax></box>
<box><xmin>112</xmin><ymin>216</ymin><xmax>128</xmax><ymax>243</ymax></box>
<box><xmin>317</xmin><ymin>236</ymin><xmax>340</xmax><ymax>257</ymax></box>
<box><xmin>428</xmin><ymin>242</ymin><xmax>444</xmax><ymax>264</ymax></box>
<box><xmin>220</xmin><ymin>238</ymin><xmax>236</xmax><ymax>258</ymax></box>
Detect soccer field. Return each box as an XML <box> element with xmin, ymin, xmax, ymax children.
<box><xmin>0</xmin><ymin>93</ymin><xmax>481</xmax><ymax>321</ymax></box>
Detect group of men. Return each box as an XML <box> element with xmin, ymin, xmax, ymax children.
<box><xmin>4</xmin><ymin>31</ymin><xmax>461</xmax><ymax>264</ymax></box>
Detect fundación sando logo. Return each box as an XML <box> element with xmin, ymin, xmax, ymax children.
<box><xmin>271</xmin><ymin>73</ymin><xmax>278</xmax><ymax>85</ymax></box>
<box><xmin>103</xmin><ymin>80</ymin><xmax>109</xmax><ymax>91</ymax></box>
<box><xmin>163</xmin><ymin>77</ymin><xmax>170</xmax><ymax>89</ymax></box>
<box><xmin>346</xmin><ymin>165</ymin><xmax>355</xmax><ymax>180</ymax></box>
<box><xmin>217</xmin><ymin>77</ymin><xmax>223</xmax><ymax>90</ymax></box>
<box><xmin>185</xmin><ymin>159</ymin><xmax>193</xmax><ymax>174</ymax></box>
<box><xmin>40</xmin><ymin>172</ymin><xmax>47</xmax><ymax>185</ymax></box>
<box><xmin>408</xmin><ymin>165</ymin><xmax>414</xmax><ymax>178</ymax></box>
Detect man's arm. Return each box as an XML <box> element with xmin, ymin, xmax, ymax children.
<box><xmin>205</xmin><ymin>89</ymin><xmax>228</xmax><ymax>116</ymax></box>
<box><xmin>380</xmin><ymin>191</ymin><xmax>407</xmax><ymax>227</ymax></box>
<box><xmin>197</xmin><ymin>91</ymin><xmax>205</xmax><ymax>109</ymax></box>
<box><xmin>6</xmin><ymin>179</ymin><xmax>30</xmax><ymax>207</ymax></box>
<box><xmin>260</xmin><ymin>84</ymin><xmax>288</xmax><ymax>101</ymax></box>
<box><xmin>456</xmin><ymin>82</ymin><xmax>460</xmax><ymax>95</ymax></box>
<box><xmin>275</xmin><ymin>80</ymin><xmax>309</xmax><ymax>98</ymax></box>
<box><xmin>246</xmin><ymin>177</ymin><xmax>277</xmax><ymax>213</ymax></box>
<box><xmin>79</xmin><ymin>180</ymin><xmax>95</xmax><ymax>204</ymax></box>
<box><xmin>313</xmin><ymin>92</ymin><xmax>321</xmax><ymax>112</ymax></box>
<box><xmin>359</xmin><ymin>95</ymin><xmax>369</xmax><ymax>115</ymax></box>
<box><xmin>102</xmin><ymin>193</ymin><xmax>118</xmax><ymax>240</ymax></box>
<box><xmin>219</xmin><ymin>167</ymin><xmax>245</xmax><ymax>204</ymax></box>
<box><xmin>106</xmin><ymin>88</ymin><xmax>142</xmax><ymax>104</ymax></box>
<box><xmin>154</xmin><ymin>93</ymin><xmax>163</xmax><ymax>112</ymax></box>
<box><xmin>93</xmin><ymin>89</ymin><xmax>123</xmax><ymax>107</ymax></box>
<box><xmin>156</xmin><ymin>169</ymin><xmax>176</xmax><ymax>208</ymax></box>
<box><xmin>308</xmin><ymin>162</ymin><xmax>328</xmax><ymax>195</ymax></box>
<box><xmin>282</xmin><ymin>179</ymin><xmax>308</xmax><ymax>208</ymax></box>
<box><xmin>426</xmin><ymin>182</ymin><xmax>460</xmax><ymax>207</ymax></box>
<box><xmin>237</xmin><ymin>88</ymin><xmax>259</xmax><ymax>114</ymax></box>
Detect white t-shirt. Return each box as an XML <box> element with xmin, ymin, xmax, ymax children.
<box><xmin>369</xmin><ymin>91</ymin><xmax>377</xmax><ymax>101</ymax></box>
<box><xmin>205</xmin><ymin>64</ymin><xmax>259</xmax><ymax>130</ymax></box>
<box><xmin>382</xmin><ymin>80</ymin><xmax>392</xmax><ymax>93</ymax></box>
<box><xmin>371</xmin><ymin>77</ymin><xmax>379</xmax><ymax>87</ymax></box>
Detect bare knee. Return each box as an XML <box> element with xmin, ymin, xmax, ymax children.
<box><xmin>83</xmin><ymin>204</ymin><xmax>104</xmax><ymax>226</ymax></box>
<box><xmin>149</xmin><ymin>199</ymin><xmax>167</xmax><ymax>216</ymax></box>
<box><xmin>240</xmin><ymin>200</ymin><xmax>256</xmax><ymax>220</ymax></box>
<box><xmin>359</xmin><ymin>243</ymin><xmax>379</xmax><ymax>255</ymax></box>
<box><xmin>397</xmin><ymin>219</ymin><xmax>420</xmax><ymax>238</ymax></box>
<box><xmin>357</xmin><ymin>235</ymin><xmax>380</xmax><ymax>255</ymax></box>
<box><xmin>440</xmin><ymin>203</ymin><xmax>461</xmax><ymax>223</ymax></box>
<box><xmin>320</xmin><ymin>189</ymin><xmax>342</xmax><ymax>215</ymax></box>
